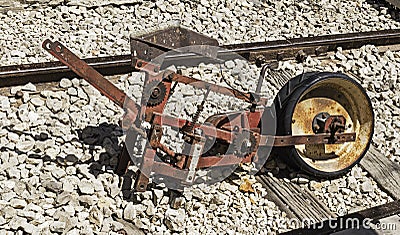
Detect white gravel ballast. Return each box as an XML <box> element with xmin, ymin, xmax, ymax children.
<box><xmin>1</xmin><ymin>0</ymin><xmax>400</xmax><ymax>234</ymax></box>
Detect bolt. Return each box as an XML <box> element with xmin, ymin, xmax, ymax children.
<box><xmin>276</xmin><ymin>53</ymin><xmax>284</xmax><ymax>61</ymax></box>
<box><xmin>296</xmin><ymin>50</ymin><xmax>307</xmax><ymax>63</ymax></box>
<box><xmin>151</xmin><ymin>87</ymin><xmax>160</xmax><ymax>98</ymax></box>
<box><xmin>15</xmin><ymin>90</ymin><xmax>23</xmax><ymax>99</ymax></box>
<box><xmin>55</xmin><ymin>45</ymin><xmax>62</xmax><ymax>53</ymax></box>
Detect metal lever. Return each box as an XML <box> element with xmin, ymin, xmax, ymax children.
<box><xmin>42</xmin><ymin>39</ymin><xmax>138</xmax><ymax>112</ymax></box>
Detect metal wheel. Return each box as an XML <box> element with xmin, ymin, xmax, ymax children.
<box><xmin>275</xmin><ymin>72</ymin><xmax>374</xmax><ymax>178</ymax></box>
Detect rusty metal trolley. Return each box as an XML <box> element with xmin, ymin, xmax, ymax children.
<box><xmin>42</xmin><ymin>26</ymin><xmax>374</xmax><ymax>192</ymax></box>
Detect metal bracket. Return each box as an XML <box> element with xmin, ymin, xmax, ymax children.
<box><xmin>271</xmin><ymin>132</ymin><xmax>356</xmax><ymax>147</ymax></box>
<box><xmin>130</xmin><ymin>26</ymin><xmax>219</xmax><ymax>62</ymax></box>
<box><xmin>258</xmin><ymin>132</ymin><xmax>356</xmax><ymax>147</ymax></box>
<box><xmin>186</xmin><ymin>142</ymin><xmax>204</xmax><ymax>183</ymax></box>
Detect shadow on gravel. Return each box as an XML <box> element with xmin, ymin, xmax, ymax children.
<box><xmin>365</xmin><ymin>0</ymin><xmax>400</xmax><ymax>22</ymax></box>
<box><xmin>29</xmin><ymin>122</ymin><xmax>128</xmax><ymax>178</ymax></box>
<box><xmin>256</xmin><ymin>151</ymin><xmax>322</xmax><ymax>182</ymax></box>
<box><xmin>74</xmin><ymin>123</ymin><xmax>183</xmax><ymax>202</ymax></box>
<box><xmin>76</xmin><ymin>122</ymin><xmax>142</xmax><ymax>199</ymax></box>
<box><xmin>76</xmin><ymin>122</ymin><xmax>124</xmax><ymax>175</ymax></box>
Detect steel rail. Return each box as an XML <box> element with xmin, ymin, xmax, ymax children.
<box><xmin>2</xmin><ymin>29</ymin><xmax>400</xmax><ymax>87</ymax></box>
<box><xmin>0</xmin><ymin>55</ymin><xmax>132</xmax><ymax>87</ymax></box>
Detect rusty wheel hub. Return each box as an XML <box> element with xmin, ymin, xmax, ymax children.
<box><xmin>291</xmin><ymin>77</ymin><xmax>373</xmax><ymax>173</ymax></box>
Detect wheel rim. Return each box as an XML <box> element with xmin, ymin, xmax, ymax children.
<box><xmin>290</xmin><ymin>77</ymin><xmax>373</xmax><ymax>173</ymax></box>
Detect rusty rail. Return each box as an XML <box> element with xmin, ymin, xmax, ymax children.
<box><xmin>2</xmin><ymin>29</ymin><xmax>400</xmax><ymax>88</ymax></box>
<box><xmin>0</xmin><ymin>55</ymin><xmax>132</xmax><ymax>88</ymax></box>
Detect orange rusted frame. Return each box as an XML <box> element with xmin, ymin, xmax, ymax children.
<box><xmin>133</xmin><ymin>59</ymin><xmax>254</xmax><ymax>103</ymax></box>
<box><xmin>259</xmin><ymin>132</ymin><xmax>356</xmax><ymax>147</ymax></box>
<box><xmin>196</xmin><ymin>154</ymin><xmax>253</xmax><ymax>169</ymax></box>
<box><xmin>152</xmin><ymin>161</ymin><xmax>188</xmax><ymax>179</ymax></box>
<box><xmin>151</xmin><ymin>112</ymin><xmax>234</xmax><ymax>143</ymax></box>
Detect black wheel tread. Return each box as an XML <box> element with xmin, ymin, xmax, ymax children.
<box><xmin>272</xmin><ymin>72</ymin><xmax>372</xmax><ymax>179</ymax></box>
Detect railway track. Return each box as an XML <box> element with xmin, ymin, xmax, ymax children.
<box><xmin>1</xmin><ymin>29</ymin><xmax>400</xmax><ymax>234</ymax></box>
<box><xmin>2</xmin><ymin>29</ymin><xmax>400</xmax><ymax>87</ymax></box>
